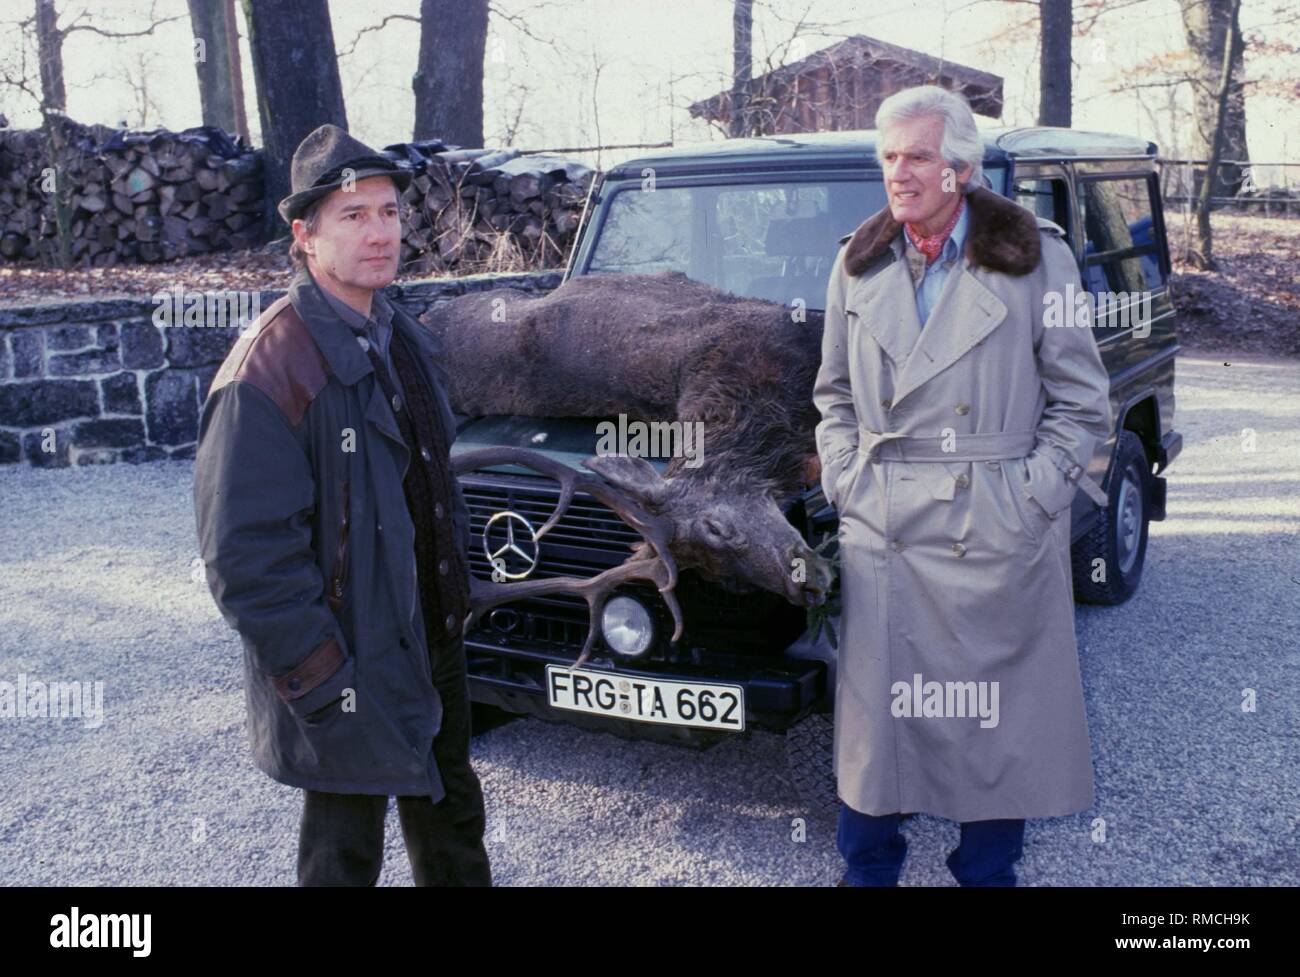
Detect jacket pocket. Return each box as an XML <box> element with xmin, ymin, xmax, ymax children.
<box><xmin>328</xmin><ymin>477</ymin><xmax>351</xmax><ymax>617</ymax></box>
<box><xmin>1022</xmin><ymin>445</ymin><xmax>1080</xmax><ymax>519</ymax></box>
<box><xmin>292</xmin><ymin>648</ymin><xmax>355</xmax><ymax>728</ymax></box>
<box><xmin>1007</xmin><ymin>457</ymin><xmax>1050</xmax><ymax>543</ymax></box>
<box><xmin>833</xmin><ymin>448</ymin><xmax>867</xmax><ymax>508</ymax></box>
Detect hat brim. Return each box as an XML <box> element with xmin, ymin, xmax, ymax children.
<box><xmin>278</xmin><ymin>165</ymin><xmax>413</xmax><ymax>224</ymax></box>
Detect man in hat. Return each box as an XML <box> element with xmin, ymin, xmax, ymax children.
<box><xmin>194</xmin><ymin>124</ymin><xmax>491</xmax><ymax>886</ymax></box>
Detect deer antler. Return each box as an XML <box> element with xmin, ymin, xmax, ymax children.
<box><xmin>451</xmin><ymin>447</ymin><xmax>684</xmax><ymax>668</ymax></box>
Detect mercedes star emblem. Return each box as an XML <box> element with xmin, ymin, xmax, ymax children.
<box><xmin>482</xmin><ymin>510</ymin><xmax>540</xmax><ymax>580</ymax></box>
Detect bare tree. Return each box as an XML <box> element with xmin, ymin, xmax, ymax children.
<box><xmin>729</xmin><ymin>0</ymin><xmax>754</xmax><ymax>138</ymax></box>
<box><xmin>1</xmin><ymin>2</ymin><xmax>183</xmax><ymax>267</ymax></box>
<box><xmin>493</xmin><ymin>77</ymin><xmax>532</xmax><ymax>145</ymax></box>
<box><xmin>1039</xmin><ymin>0</ymin><xmax>1072</xmax><ymax>126</ymax></box>
<box><xmin>1189</xmin><ymin>0</ymin><xmax>1243</xmax><ymax>270</ymax></box>
<box><xmin>223</xmin><ymin>0</ymin><xmax>250</xmax><ymax>142</ymax></box>
<box><xmin>187</xmin><ymin>0</ymin><xmax>248</xmax><ymax>141</ymax></box>
<box><xmin>33</xmin><ymin>0</ymin><xmax>64</xmax><ymax>111</ymax></box>
<box><xmin>241</xmin><ymin>0</ymin><xmax>348</xmax><ymax>235</ymax></box>
<box><xmin>117</xmin><ymin>47</ymin><xmax>164</xmax><ymax>128</ymax></box>
<box><xmin>1178</xmin><ymin>0</ymin><xmax>1250</xmax><ymax>198</ymax></box>
<box><xmin>28</xmin><ymin>0</ymin><xmax>185</xmax><ymax>113</ymax></box>
<box><xmin>336</xmin><ymin>2</ymin><xmax>565</xmax><ymax>147</ymax></box>
<box><xmin>414</xmin><ymin>0</ymin><xmax>489</xmax><ymax>145</ymax></box>
<box><xmin>587</xmin><ymin>45</ymin><xmax>605</xmax><ymax>167</ymax></box>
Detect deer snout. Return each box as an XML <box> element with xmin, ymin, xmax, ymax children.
<box><xmin>787</xmin><ymin>547</ymin><xmax>834</xmax><ymax>608</ymax></box>
<box><xmin>799</xmin><ymin>580</ymin><xmax>828</xmax><ymax>608</ymax></box>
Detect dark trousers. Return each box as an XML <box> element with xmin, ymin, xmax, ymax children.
<box><xmin>297</xmin><ymin>637</ymin><xmax>491</xmax><ymax>886</ymax></box>
<box><xmin>837</xmin><ymin>801</ymin><xmax>1025</xmax><ymax>886</ymax></box>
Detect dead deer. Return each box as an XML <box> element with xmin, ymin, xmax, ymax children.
<box><xmin>428</xmin><ymin>270</ymin><xmax>835</xmax><ymax>665</ymax></box>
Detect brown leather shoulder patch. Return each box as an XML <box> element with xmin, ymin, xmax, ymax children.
<box><xmin>210</xmin><ymin>296</ymin><xmax>330</xmax><ymax>427</ymax></box>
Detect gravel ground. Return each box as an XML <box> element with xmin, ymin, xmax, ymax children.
<box><xmin>1</xmin><ymin>351</ymin><xmax>1297</xmax><ymax>886</ymax></box>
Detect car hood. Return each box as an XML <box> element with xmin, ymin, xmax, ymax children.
<box><xmin>450</xmin><ymin>415</ymin><xmax>671</xmax><ymax>476</ymax></box>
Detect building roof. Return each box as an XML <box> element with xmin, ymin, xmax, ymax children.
<box><xmin>688</xmin><ymin>34</ymin><xmax>1005</xmax><ymax>126</ymax></box>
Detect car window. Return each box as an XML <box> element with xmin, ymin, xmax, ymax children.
<box><xmin>1079</xmin><ymin>176</ymin><xmax>1165</xmax><ymax>295</ymax></box>
<box><xmin>587</xmin><ymin>179</ymin><xmax>886</xmax><ymax>311</ymax></box>
<box><xmin>584</xmin><ymin>185</ymin><xmax>693</xmax><ymax>276</ymax></box>
<box><xmin>1013</xmin><ymin>177</ymin><xmax>1072</xmax><ymax>235</ymax></box>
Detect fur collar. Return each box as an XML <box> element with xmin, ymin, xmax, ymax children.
<box><xmin>843</xmin><ymin>185</ymin><xmax>1041</xmax><ymax>278</ymax></box>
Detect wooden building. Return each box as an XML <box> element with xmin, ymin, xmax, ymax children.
<box><xmin>689</xmin><ymin>35</ymin><xmax>1004</xmax><ymax>136</ymax></box>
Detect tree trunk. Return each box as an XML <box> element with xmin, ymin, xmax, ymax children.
<box><xmin>241</xmin><ymin>0</ymin><xmax>348</xmax><ymax>234</ymax></box>
<box><xmin>38</xmin><ymin>112</ymin><xmax>78</xmax><ymax>268</ymax></box>
<box><xmin>34</xmin><ymin>0</ymin><xmax>66</xmax><ymax>112</ymax></box>
<box><xmin>1038</xmin><ymin>0</ymin><xmax>1072</xmax><ymax>127</ymax></box>
<box><xmin>729</xmin><ymin>0</ymin><xmax>753</xmax><ymax>138</ymax></box>
<box><xmin>188</xmin><ymin>0</ymin><xmax>241</xmax><ymax>135</ymax></box>
<box><xmin>1179</xmin><ymin>0</ymin><xmax>1249</xmax><ymax>198</ymax></box>
<box><xmin>223</xmin><ymin>0</ymin><xmax>251</xmax><ymax>144</ymax></box>
<box><xmin>412</xmin><ymin>0</ymin><xmax>488</xmax><ymax>146</ymax></box>
<box><xmin>1192</xmin><ymin>0</ymin><xmax>1243</xmax><ymax>270</ymax></box>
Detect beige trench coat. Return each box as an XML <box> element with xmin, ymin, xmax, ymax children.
<box><xmin>813</xmin><ymin>186</ymin><xmax>1113</xmax><ymax>822</ymax></box>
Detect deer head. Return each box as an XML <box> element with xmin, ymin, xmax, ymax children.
<box><xmin>584</xmin><ymin>454</ymin><xmax>833</xmax><ymax>609</ymax></box>
<box><xmin>453</xmin><ymin>447</ymin><xmax>831</xmax><ymax>668</ymax></box>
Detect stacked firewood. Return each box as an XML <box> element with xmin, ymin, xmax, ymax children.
<box><xmin>390</xmin><ymin>143</ymin><xmax>595</xmax><ymax>275</ymax></box>
<box><xmin>0</xmin><ymin>117</ymin><xmax>593</xmax><ymax>273</ymax></box>
<box><xmin>0</xmin><ymin>116</ymin><xmax>263</xmax><ymax>266</ymax></box>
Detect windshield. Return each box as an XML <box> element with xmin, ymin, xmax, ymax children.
<box><xmin>585</xmin><ymin>178</ymin><xmax>887</xmax><ymax>311</ymax></box>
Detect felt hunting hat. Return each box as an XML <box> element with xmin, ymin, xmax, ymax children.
<box><xmin>277</xmin><ymin>123</ymin><xmax>412</xmax><ymax>224</ymax></box>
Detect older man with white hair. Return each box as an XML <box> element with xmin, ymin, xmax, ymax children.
<box><xmin>814</xmin><ymin>85</ymin><xmax>1112</xmax><ymax>886</ymax></box>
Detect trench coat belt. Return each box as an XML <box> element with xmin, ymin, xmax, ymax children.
<box><xmin>856</xmin><ymin>427</ymin><xmax>1038</xmax><ymax>463</ymax></box>
<box><xmin>854</xmin><ymin>426</ymin><xmax>1110</xmax><ymax>506</ymax></box>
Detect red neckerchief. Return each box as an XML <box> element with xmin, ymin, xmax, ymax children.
<box><xmin>904</xmin><ymin>196</ymin><xmax>965</xmax><ymax>266</ymax></box>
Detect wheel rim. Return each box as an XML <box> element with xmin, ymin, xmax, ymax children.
<box><xmin>1115</xmin><ymin>464</ymin><xmax>1144</xmax><ymax>575</ymax></box>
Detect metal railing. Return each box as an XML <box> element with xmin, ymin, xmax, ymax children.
<box><xmin>1156</xmin><ymin>158</ymin><xmax>1299</xmax><ymax>215</ymax></box>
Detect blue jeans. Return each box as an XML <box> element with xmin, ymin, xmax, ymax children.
<box><xmin>837</xmin><ymin>801</ymin><xmax>1025</xmax><ymax>886</ymax></box>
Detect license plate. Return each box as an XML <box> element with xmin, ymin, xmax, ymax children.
<box><xmin>545</xmin><ymin>665</ymin><xmax>745</xmax><ymax>731</ymax></box>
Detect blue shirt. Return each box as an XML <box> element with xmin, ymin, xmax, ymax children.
<box><xmin>906</xmin><ymin>200</ymin><xmax>969</xmax><ymax>327</ymax></box>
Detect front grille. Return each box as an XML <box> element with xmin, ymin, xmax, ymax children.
<box><xmin>462</xmin><ymin>473</ymin><xmax>641</xmax><ymax>580</ymax></box>
<box><xmin>457</xmin><ymin>471</ymin><xmax>803</xmax><ymax>658</ymax></box>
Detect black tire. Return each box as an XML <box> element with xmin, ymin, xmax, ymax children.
<box><xmin>1071</xmin><ymin>430</ymin><xmax>1152</xmax><ymax>604</ymax></box>
<box><xmin>785</xmin><ymin>712</ymin><xmax>839</xmax><ymax>821</ymax></box>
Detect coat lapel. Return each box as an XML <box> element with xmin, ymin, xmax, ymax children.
<box><xmin>364</xmin><ymin>377</ymin><xmax>409</xmax><ymax>475</ymax></box>
<box><xmin>288</xmin><ymin>269</ymin><xmax>411</xmax><ymax>466</ymax></box>
<box><xmin>891</xmin><ymin>262</ymin><xmax>1007</xmax><ymax>408</ymax></box>
<box><xmin>839</xmin><ymin>185</ymin><xmax>1046</xmax><ymax>410</ymax></box>
<box><xmin>852</xmin><ymin>246</ymin><xmax>924</xmax><ymax>368</ymax></box>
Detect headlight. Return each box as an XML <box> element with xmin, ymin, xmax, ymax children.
<box><xmin>600</xmin><ymin>596</ymin><xmax>654</xmax><ymax>657</ymax></box>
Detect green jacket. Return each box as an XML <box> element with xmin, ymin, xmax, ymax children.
<box><xmin>193</xmin><ymin>268</ymin><xmax>471</xmax><ymax>798</ymax></box>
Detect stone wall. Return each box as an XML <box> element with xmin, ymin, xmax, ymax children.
<box><xmin>0</xmin><ymin>271</ymin><xmax>562</xmax><ymax>467</ymax></box>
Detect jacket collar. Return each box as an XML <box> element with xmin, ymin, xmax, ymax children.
<box><xmin>286</xmin><ymin>268</ymin><xmax>380</xmax><ymax>386</ymax></box>
<box><xmin>843</xmin><ymin>184</ymin><xmax>1041</xmax><ymax>278</ymax></box>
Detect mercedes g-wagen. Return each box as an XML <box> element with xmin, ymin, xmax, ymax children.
<box><xmin>449</xmin><ymin>127</ymin><xmax>1183</xmax><ymax>812</ymax></box>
